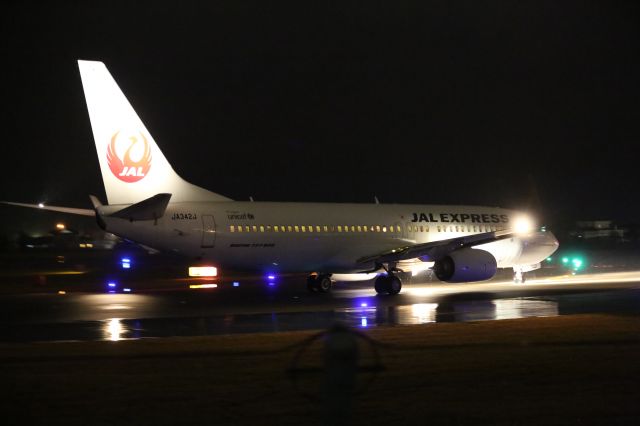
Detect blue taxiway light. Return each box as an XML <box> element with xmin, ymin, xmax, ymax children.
<box><xmin>233</xmin><ymin>282</ymin><xmax>240</xmax><ymax>287</ymax></box>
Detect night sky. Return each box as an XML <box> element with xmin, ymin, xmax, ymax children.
<box><xmin>2</xmin><ymin>1</ymin><xmax>640</xmax><ymax>230</ymax></box>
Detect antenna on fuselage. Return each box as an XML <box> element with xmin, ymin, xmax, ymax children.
<box><xmin>374</xmin><ymin>196</ymin><xmax>380</xmax><ymax>204</ymax></box>
<box><xmin>249</xmin><ymin>196</ymin><xmax>254</xmax><ymax>202</ymax></box>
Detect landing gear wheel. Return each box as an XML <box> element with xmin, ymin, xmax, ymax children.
<box><xmin>374</xmin><ymin>276</ymin><xmax>388</xmax><ymax>294</ymax></box>
<box><xmin>387</xmin><ymin>275</ymin><xmax>402</xmax><ymax>295</ymax></box>
<box><xmin>317</xmin><ymin>275</ymin><xmax>333</xmax><ymax>293</ymax></box>
<box><xmin>374</xmin><ymin>274</ymin><xmax>403</xmax><ymax>295</ymax></box>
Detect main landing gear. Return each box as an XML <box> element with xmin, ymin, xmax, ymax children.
<box><xmin>513</xmin><ymin>268</ymin><xmax>525</xmax><ymax>284</ymax></box>
<box><xmin>307</xmin><ymin>274</ymin><xmax>333</xmax><ymax>293</ymax></box>
<box><xmin>374</xmin><ymin>273</ymin><xmax>402</xmax><ymax>295</ymax></box>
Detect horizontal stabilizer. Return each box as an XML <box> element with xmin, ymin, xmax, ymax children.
<box><xmin>108</xmin><ymin>193</ymin><xmax>172</xmax><ymax>221</ymax></box>
<box><xmin>1</xmin><ymin>201</ymin><xmax>95</xmax><ymax>216</ymax></box>
<box><xmin>89</xmin><ymin>195</ymin><xmax>103</xmax><ymax>209</ymax></box>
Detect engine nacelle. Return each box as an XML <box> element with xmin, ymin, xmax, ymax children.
<box><xmin>433</xmin><ymin>248</ymin><xmax>497</xmax><ymax>283</ymax></box>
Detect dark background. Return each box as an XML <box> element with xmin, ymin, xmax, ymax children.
<box><xmin>1</xmin><ymin>1</ymin><xmax>639</xmax><ymax>234</ymax></box>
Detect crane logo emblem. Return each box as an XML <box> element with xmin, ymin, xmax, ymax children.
<box><xmin>107</xmin><ymin>131</ymin><xmax>152</xmax><ymax>183</ymax></box>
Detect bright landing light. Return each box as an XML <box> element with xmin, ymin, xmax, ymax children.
<box><xmin>512</xmin><ymin>216</ymin><xmax>534</xmax><ymax>234</ymax></box>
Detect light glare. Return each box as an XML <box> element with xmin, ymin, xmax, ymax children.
<box><xmin>188</xmin><ymin>266</ymin><xmax>217</xmax><ymax>277</ymax></box>
<box><xmin>512</xmin><ymin>216</ymin><xmax>534</xmax><ymax>234</ymax></box>
<box><xmin>189</xmin><ymin>283</ymin><xmax>218</xmax><ymax>289</ymax></box>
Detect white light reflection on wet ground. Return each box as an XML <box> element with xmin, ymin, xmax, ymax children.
<box><xmin>493</xmin><ymin>298</ymin><xmax>558</xmax><ymax>320</ymax></box>
<box><xmin>336</xmin><ymin>298</ymin><xmax>559</xmax><ymax>327</ymax></box>
<box><xmin>396</xmin><ymin>303</ymin><xmax>439</xmax><ymax>325</ymax></box>
<box><xmin>102</xmin><ymin>318</ymin><xmax>127</xmax><ymax>341</ymax></box>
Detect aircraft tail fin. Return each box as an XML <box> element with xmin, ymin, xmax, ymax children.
<box><xmin>77</xmin><ymin>60</ymin><xmax>232</xmax><ymax>205</ymax></box>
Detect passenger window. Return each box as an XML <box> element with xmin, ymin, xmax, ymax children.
<box><xmin>357</xmin><ymin>226</ymin><xmax>362</xmax><ymax>232</ymax></box>
<box><xmin>230</xmin><ymin>225</ymin><xmax>235</xmax><ymax>232</ymax></box>
<box><xmin>363</xmin><ymin>226</ymin><xmax>368</xmax><ymax>232</ymax></box>
<box><xmin>301</xmin><ymin>226</ymin><xmax>306</xmax><ymax>232</ymax></box>
<box><xmin>376</xmin><ymin>225</ymin><xmax>381</xmax><ymax>232</ymax></box>
<box><xmin>294</xmin><ymin>226</ymin><xmax>299</xmax><ymax>232</ymax></box>
<box><xmin>252</xmin><ymin>225</ymin><xmax>257</xmax><ymax>232</ymax></box>
<box><xmin>287</xmin><ymin>226</ymin><xmax>293</xmax><ymax>232</ymax></box>
<box><xmin>316</xmin><ymin>226</ymin><xmax>321</xmax><ymax>232</ymax></box>
<box><xmin>337</xmin><ymin>226</ymin><xmax>342</xmax><ymax>232</ymax></box>
<box><xmin>351</xmin><ymin>226</ymin><xmax>355</xmax><ymax>232</ymax></box>
<box><xmin>266</xmin><ymin>225</ymin><xmax>272</xmax><ymax>232</ymax></box>
<box><xmin>425</xmin><ymin>225</ymin><xmax>429</xmax><ymax>232</ymax></box>
<box><xmin>323</xmin><ymin>225</ymin><xmax>328</xmax><ymax>232</ymax></box>
<box><xmin>382</xmin><ymin>226</ymin><xmax>387</xmax><ymax>233</ymax></box>
<box><xmin>274</xmin><ymin>226</ymin><xmax>279</xmax><ymax>232</ymax></box>
<box><xmin>259</xmin><ymin>225</ymin><xmax>265</xmax><ymax>232</ymax></box>
<box><xmin>437</xmin><ymin>226</ymin><xmax>441</xmax><ymax>232</ymax></box>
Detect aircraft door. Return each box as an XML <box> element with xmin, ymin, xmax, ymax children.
<box><xmin>201</xmin><ymin>214</ymin><xmax>216</xmax><ymax>248</ymax></box>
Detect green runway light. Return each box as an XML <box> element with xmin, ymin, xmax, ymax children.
<box><xmin>572</xmin><ymin>258</ymin><xmax>583</xmax><ymax>269</ymax></box>
<box><xmin>546</xmin><ymin>257</ymin><xmax>553</xmax><ymax>262</ymax></box>
<box><xmin>562</xmin><ymin>257</ymin><xmax>569</xmax><ymax>264</ymax></box>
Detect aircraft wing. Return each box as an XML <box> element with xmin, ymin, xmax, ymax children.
<box><xmin>1</xmin><ymin>201</ymin><xmax>95</xmax><ymax>216</ymax></box>
<box><xmin>356</xmin><ymin>230</ymin><xmax>514</xmax><ymax>266</ymax></box>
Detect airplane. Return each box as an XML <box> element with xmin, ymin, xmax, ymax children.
<box><xmin>3</xmin><ymin>60</ymin><xmax>559</xmax><ymax>294</ymax></box>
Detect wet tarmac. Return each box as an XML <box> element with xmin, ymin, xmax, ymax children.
<box><xmin>1</xmin><ymin>271</ymin><xmax>639</xmax><ymax>342</ymax></box>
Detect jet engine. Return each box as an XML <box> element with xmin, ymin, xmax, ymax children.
<box><xmin>433</xmin><ymin>248</ymin><xmax>497</xmax><ymax>283</ymax></box>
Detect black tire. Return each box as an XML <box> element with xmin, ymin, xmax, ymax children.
<box><xmin>374</xmin><ymin>276</ymin><xmax>389</xmax><ymax>294</ymax></box>
<box><xmin>317</xmin><ymin>275</ymin><xmax>333</xmax><ymax>293</ymax></box>
<box><xmin>387</xmin><ymin>275</ymin><xmax>402</xmax><ymax>295</ymax></box>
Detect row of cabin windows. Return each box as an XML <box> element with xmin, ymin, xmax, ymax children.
<box><xmin>229</xmin><ymin>224</ymin><xmax>506</xmax><ymax>233</ymax></box>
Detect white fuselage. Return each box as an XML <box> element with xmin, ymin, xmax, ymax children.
<box><xmin>100</xmin><ymin>202</ymin><xmax>558</xmax><ymax>274</ymax></box>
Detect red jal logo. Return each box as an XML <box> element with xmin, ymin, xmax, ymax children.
<box><xmin>107</xmin><ymin>131</ymin><xmax>152</xmax><ymax>183</ymax></box>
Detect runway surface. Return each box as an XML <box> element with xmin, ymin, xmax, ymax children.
<box><xmin>1</xmin><ymin>271</ymin><xmax>639</xmax><ymax>342</ymax></box>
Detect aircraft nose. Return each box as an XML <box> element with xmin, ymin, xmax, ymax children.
<box><xmin>541</xmin><ymin>231</ymin><xmax>560</xmax><ymax>256</ymax></box>
<box><xmin>546</xmin><ymin>231</ymin><xmax>560</xmax><ymax>248</ymax></box>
